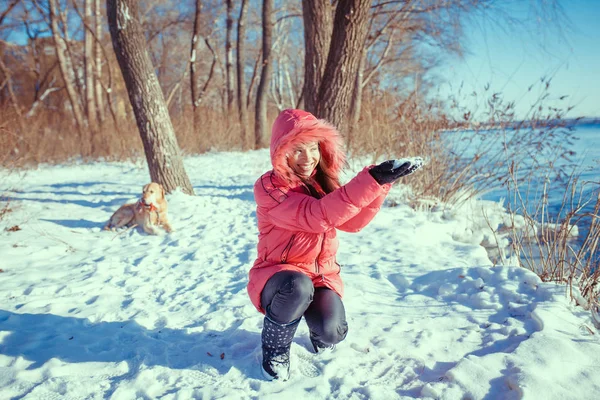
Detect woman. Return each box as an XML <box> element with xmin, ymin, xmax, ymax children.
<box><xmin>248</xmin><ymin>109</ymin><xmax>422</xmax><ymax>380</ymax></box>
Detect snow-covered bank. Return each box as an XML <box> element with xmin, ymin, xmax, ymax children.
<box><xmin>1</xmin><ymin>150</ymin><xmax>599</xmax><ymax>399</ymax></box>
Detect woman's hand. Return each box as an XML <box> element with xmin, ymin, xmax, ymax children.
<box><xmin>369</xmin><ymin>157</ymin><xmax>423</xmax><ymax>185</ymax></box>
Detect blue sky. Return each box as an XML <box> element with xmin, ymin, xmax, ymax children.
<box><xmin>436</xmin><ymin>0</ymin><xmax>600</xmax><ymax>119</ymax></box>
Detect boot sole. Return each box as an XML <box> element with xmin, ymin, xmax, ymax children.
<box><xmin>261</xmin><ymin>364</ymin><xmax>289</xmax><ymax>381</ymax></box>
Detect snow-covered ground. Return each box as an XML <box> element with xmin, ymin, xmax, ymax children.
<box><xmin>1</xmin><ymin>150</ymin><xmax>599</xmax><ymax>399</ymax></box>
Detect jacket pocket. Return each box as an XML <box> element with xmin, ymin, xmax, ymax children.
<box><xmin>280</xmin><ymin>234</ymin><xmax>296</xmax><ymax>263</ymax></box>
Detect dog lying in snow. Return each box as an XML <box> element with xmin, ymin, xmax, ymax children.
<box><xmin>104</xmin><ymin>182</ymin><xmax>173</xmax><ymax>235</ymax></box>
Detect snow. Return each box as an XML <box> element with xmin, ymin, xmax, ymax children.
<box><xmin>1</xmin><ymin>149</ymin><xmax>599</xmax><ymax>399</ymax></box>
<box><xmin>392</xmin><ymin>157</ymin><xmax>425</xmax><ymax>170</ymax></box>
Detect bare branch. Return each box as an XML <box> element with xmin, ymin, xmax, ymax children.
<box><xmin>363</xmin><ymin>29</ymin><xmax>394</xmax><ymax>88</ymax></box>
<box><xmin>275</xmin><ymin>13</ymin><xmax>302</xmax><ymax>24</ymax></box>
<box><xmin>146</xmin><ymin>16</ymin><xmax>188</xmax><ymax>44</ymax></box>
<box><xmin>246</xmin><ymin>48</ymin><xmax>262</xmax><ymax>110</ymax></box>
<box><xmin>26</xmin><ymin>77</ymin><xmax>62</xmax><ymax>118</ymax></box>
<box><xmin>0</xmin><ymin>0</ymin><xmax>22</xmax><ymax>27</ymax></box>
<box><xmin>166</xmin><ymin>65</ymin><xmax>188</xmax><ymax>108</ymax></box>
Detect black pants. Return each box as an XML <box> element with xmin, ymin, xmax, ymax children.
<box><xmin>260</xmin><ymin>271</ymin><xmax>348</xmax><ymax>346</ymax></box>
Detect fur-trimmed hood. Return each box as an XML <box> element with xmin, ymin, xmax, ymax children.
<box><xmin>270</xmin><ymin>109</ymin><xmax>346</xmax><ymax>187</ymax></box>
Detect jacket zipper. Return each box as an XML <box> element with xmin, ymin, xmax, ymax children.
<box><xmin>281</xmin><ymin>234</ymin><xmax>296</xmax><ymax>263</ymax></box>
<box><xmin>315</xmin><ymin>233</ymin><xmax>324</xmax><ymax>275</ymax></box>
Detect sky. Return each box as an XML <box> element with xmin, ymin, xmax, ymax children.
<box><xmin>437</xmin><ymin>0</ymin><xmax>600</xmax><ymax>119</ymax></box>
<box><xmin>1</xmin><ymin>150</ymin><xmax>600</xmax><ymax>398</ymax></box>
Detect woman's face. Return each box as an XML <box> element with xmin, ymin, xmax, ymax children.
<box><xmin>288</xmin><ymin>141</ymin><xmax>320</xmax><ymax>179</ymax></box>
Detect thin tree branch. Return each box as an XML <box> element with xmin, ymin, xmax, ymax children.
<box><xmin>0</xmin><ymin>0</ymin><xmax>22</xmax><ymax>27</ymax></box>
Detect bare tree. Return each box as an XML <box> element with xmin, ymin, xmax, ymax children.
<box><xmin>48</xmin><ymin>0</ymin><xmax>86</xmax><ymax>134</ymax></box>
<box><xmin>107</xmin><ymin>0</ymin><xmax>194</xmax><ymax>195</ymax></box>
<box><xmin>84</xmin><ymin>0</ymin><xmax>97</xmax><ymax>132</ymax></box>
<box><xmin>190</xmin><ymin>0</ymin><xmax>217</xmax><ymax>136</ymax></box>
<box><xmin>301</xmin><ymin>0</ymin><xmax>333</xmax><ymax>115</ymax></box>
<box><xmin>269</xmin><ymin>18</ymin><xmax>299</xmax><ymax>112</ymax></box>
<box><xmin>236</xmin><ymin>0</ymin><xmax>249</xmax><ymax>149</ymax></box>
<box><xmin>349</xmin><ymin>4</ymin><xmax>409</xmax><ymax>132</ymax></box>
<box><xmin>247</xmin><ymin>47</ymin><xmax>262</xmax><ymax>113</ymax></box>
<box><xmin>316</xmin><ymin>0</ymin><xmax>372</xmax><ymax>131</ymax></box>
<box><xmin>225</xmin><ymin>0</ymin><xmax>235</xmax><ymax>115</ymax></box>
<box><xmin>254</xmin><ymin>0</ymin><xmax>274</xmax><ymax>149</ymax></box>
<box><xmin>94</xmin><ymin>0</ymin><xmax>104</xmax><ymax>124</ymax></box>
<box><xmin>190</xmin><ymin>0</ymin><xmax>203</xmax><ymax>131</ymax></box>
<box><xmin>72</xmin><ymin>0</ymin><xmax>121</xmax><ymax>134</ymax></box>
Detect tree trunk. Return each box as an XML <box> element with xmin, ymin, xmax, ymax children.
<box><xmin>190</xmin><ymin>0</ymin><xmax>216</xmax><ymax>143</ymax></box>
<box><xmin>247</xmin><ymin>48</ymin><xmax>261</xmax><ymax>113</ymax></box>
<box><xmin>94</xmin><ymin>0</ymin><xmax>105</xmax><ymax>124</ymax></box>
<box><xmin>84</xmin><ymin>0</ymin><xmax>97</xmax><ymax>155</ymax></box>
<box><xmin>107</xmin><ymin>0</ymin><xmax>194</xmax><ymax>195</ymax></box>
<box><xmin>236</xmin><ymin>0</ymin><xmax>248</xmax><ymax>149</ymax></box>
<box><xmin>317</xmin><ymin>0</ymin><xmax>371</xmax><ymax>132</ymax></box>
<box><xmin>190</xmin><ymin>0</ymin><xmax>203</xmax><ymax>133</ymax></box>
<box><xmin>348</xmin><ymin>45</ymin><xmax>366</xmax><ymax>143</ymax></box>
<box><xmin>84</xmin><ymin>0</ymin><xmax>97</xmax><ymax>131</ymax></box>
<box><xmin>301</xmin><ymin>0</ymin><xmax>333</xmax><ymax>116</ymax></box>
<box><xmin>225</xmin><ymin>0</ymin><xmax>235</xmax><ymax>115</ymax></box>
<box><xmin>49</xmin><ymin>0</ymin><xmax>86</xmax><ymax>135</ymax></box>
<box><xmin>255</xmin><ymin>0</ymin><xmax>274</xmax><ymax>149</ymax></box>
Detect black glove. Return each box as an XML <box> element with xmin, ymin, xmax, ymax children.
<box><xmin>369</xmin><ymin>158</ymin><xmax>423</xmax><ymax>185</ymax></box>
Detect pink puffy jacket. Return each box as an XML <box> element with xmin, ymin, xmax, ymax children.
<box><xmin>247</xmin><ymin>109</ymin><xmax>391</xmax><ymax>313</ymax></box>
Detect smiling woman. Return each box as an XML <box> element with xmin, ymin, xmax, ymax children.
<box><xmin>248</xmin><ymin>108</ymin><xmax>424</xmax><ymax>381</ymax></box>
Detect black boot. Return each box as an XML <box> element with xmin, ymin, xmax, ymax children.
<box><xmin>310</xmin><ymin>334</ymin><xmax>335</xmax><ymax>354</ymax></box>
<box><xmin>261</xmin><ymin>315</ymin><xmax>300</xmax><ymax>381</ymax></box>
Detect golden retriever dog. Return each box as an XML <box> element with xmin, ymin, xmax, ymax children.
<box><xmin>104</xmin><ymin>182</ymin><xmax>173</xmax><ymax>235</ymax></box>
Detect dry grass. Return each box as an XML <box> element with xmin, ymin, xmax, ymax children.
<box><xmin>0</xmin><ymin>113</ymin><xmax>16</xmax><ymax>223</ymax></box>
<box><xmin>497</xmin><ymin>163</ymin><xmax>600</xmax><ymax>309</ymax></box>
<box><xmin>0</xmin><ymin>105</ymin><xmax>244</xmax><ymax>167</ymax></box>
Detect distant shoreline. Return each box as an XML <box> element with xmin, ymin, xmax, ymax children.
<box><xmin>447</xmin><ymin>117</ymin><xmax>599</xmax><ymax>131</ymax></box>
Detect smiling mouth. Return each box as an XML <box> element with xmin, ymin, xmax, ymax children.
<box><xmin>298</xmin><ymin>165</ymin><xmax>314</xmax><ymax>173</ymax></box>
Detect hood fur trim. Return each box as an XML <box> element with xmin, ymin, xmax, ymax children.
<box><xmin>270</xmin><ymin>109</ymin><xmax>346</xmax><ymax>187</ymax></box>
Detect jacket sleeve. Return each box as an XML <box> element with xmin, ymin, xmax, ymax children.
<box><xmin>255</xmin><ymin>168</ymin><xmax>386</xmax><ymax>233</ymax></box>
<box><xmin>336</xmin><ymin>182</ymin><xmax>391</xmax><ymax>233</ymax></box>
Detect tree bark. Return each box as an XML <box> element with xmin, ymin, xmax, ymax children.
<box><xmin>317</xmin><ymin>0</ymin><xmax>372</xmax><ymax>132</ymax></box>
<box><xmin>301</xmin><ymin>0</ymin><xmax>333</xmax><ymax>116</ymax></box>
<box><xmin>84</xmin><ymin>0</ymin><xmax>97</xmax><ymax>132</ymax></box>
<box><xmin>107</xmin><ymin>0</ymin><xmax>194</xmax><ymax>195</ymax></box>
<box><xmin>247</xmin><ymin>48</ymin><xmax>261</xmax><ymax>113</ymax></box>
<box><xmin>49</xmin><ymin>0</ymin><xmax>86</xmax><ymax>135</ymax></box>
<box><xmin>236</xmin><ymin>0</ymin><xmax>248</xmax><ymax>149</ymax></box>
<box><xmin>255</xmin><ymin>0</ymin><xmax>274</xmax><ymax>149</ymax></box>
<box><xmin>348</xmin><ymin>45</ymin><xmax>366</xmax><ymax>144</ymax></box>
<box><xmin>190</xmin><ymin>0</ymin><xmax>216</xmax><ymax>140</ymax></box>
<box><xmin>190</xmin><ymin>0</ymin><xmax>203</xmax><ymax>133</ymax></box>
<box><xmin>94</xmin><ymin>0</ymin><xmax>105</xmax><ymax>124</ymax></box>
<box><xmin>225</xmin><ymin>0</ymin><xmax>235</xmax><ymax>115</ymax></box>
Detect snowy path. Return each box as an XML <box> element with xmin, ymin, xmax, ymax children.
<box><xmin>1</xmin><ymin>150</ymin><xmax>599</xmax><ymax>399</ymax></box>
